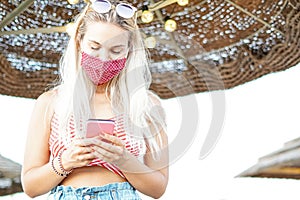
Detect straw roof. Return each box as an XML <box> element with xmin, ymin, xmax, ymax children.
<box><xmin>0</xmin><ymin>155</ymin><xmax>22</xmax><ymax>196</ymax></box>
<box><xmin>238</xmin><ymin>137</ymin><xmax>300</xmax><ymax>179</ymax></box>
<box><xmin>0</xmin><ymin>0</ymin><xmax>300</xmax><ymax>99</ymax></box>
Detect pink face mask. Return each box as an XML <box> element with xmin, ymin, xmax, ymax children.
<box><xmin>81</xmin><ymin>52</ymin><xmax>127</xmax><ymax>85</ymax></box>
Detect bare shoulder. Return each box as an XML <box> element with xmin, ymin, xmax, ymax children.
<box><xmin>36</xmin><ymin>90</ymin><xmax>57</xmax><ymax>105</ymax></box>
<box><xmin>33</xmin><ymin>89</ymin><xmax>57</xmax><ymax>119</ymax></box>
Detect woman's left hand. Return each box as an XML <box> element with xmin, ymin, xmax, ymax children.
<box><xmin>91</xmin><ymin>133</ymin><xmax>131</xmax><ymax>166</ymax></box>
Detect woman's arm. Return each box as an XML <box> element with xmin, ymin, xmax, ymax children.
<box><xmin>21</xmin><ymin>91</ymin><xmax>98</xmax><ymax>198</ymax></box>
<box><xmin>21</xmin><ymin>91</ymin><xmax>65</xmax><ymax>197</ymax></box>
<box><xmin>118</xmin><ymin>131</ymin><xmax>169</xmax><ymax>199</ymax></box>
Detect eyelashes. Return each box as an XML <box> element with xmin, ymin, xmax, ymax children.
<box><xmin>90</xmin><ymin>46</ymin><xmax>126</xmax><ymax>55</ymax></box>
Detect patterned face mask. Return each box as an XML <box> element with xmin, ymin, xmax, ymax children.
<box><xmin>81</xmin><ymin>52</ymin><xmax>127</xmax><ymax>85</ymax></box>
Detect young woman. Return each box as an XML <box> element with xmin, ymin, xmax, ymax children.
<box><xmin>21</xmin><ymin>0</ymin><xmax>169</xmax><ymax>199</ymax></box>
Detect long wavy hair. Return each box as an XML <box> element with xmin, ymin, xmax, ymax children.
<box><xmin>53</xmin><ymin>2</ymin><xmax>166</xmax><ymax>158</ymax></box>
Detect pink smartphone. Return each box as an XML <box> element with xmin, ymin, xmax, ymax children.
<box><xmin>86</xmin><ymin>119</ymin><xmax>115</xmax><ymax>138</ymax></box>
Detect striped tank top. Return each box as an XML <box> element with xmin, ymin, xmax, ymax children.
<box><xmin>49</xmin><ymin>113</ymin><xmax>146</xmax><ymax>178</ymax></box>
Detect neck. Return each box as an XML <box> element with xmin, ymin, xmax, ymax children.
<box><xmin>96</xmin><ymin>82</ymin><xmax>109</xmax><ymax>94</ymax></box>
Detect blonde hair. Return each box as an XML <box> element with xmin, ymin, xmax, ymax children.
<box><xmin>53</xmin><ymin>2</ymin><xmax>166</xmax><ymax>158</ymax></box>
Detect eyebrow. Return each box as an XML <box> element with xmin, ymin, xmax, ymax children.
<box><xmin>88</xmin><ymin>40</ymin><xmax>102</xmax><ymax>46</ymax></box>
<box><xmin>88</xmin><ymin>40</ymin><xmax>127</xmax><ymax>48</ymax></box>
<box><xmin>111</xmin><ymin>44</ymin><xmax>126</xmax><ymax>48</ymax></box>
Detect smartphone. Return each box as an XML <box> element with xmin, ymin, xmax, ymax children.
<box><xmin>86</xmin><ymin>119</ymin><xmax>115</xmax><ymax>138</ymax></box>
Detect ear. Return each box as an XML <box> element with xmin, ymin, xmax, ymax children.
<box><xmin>75</xmin><ymin>34</ymin><xmax>85</xmax><ymax>54</ymax></box>
<box><xmin>76</xmin><ymin>34</ymin><xmax>81</xmax><ymax>48</ymax></box>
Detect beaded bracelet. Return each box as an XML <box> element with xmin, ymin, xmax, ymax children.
<box><xmin>51</xmin><ymin>157</ymin><xmax>66</xmax><ymax>177</ymax></box>
<box><xmin>50</xmin><ymin>150</ymin><xmax>72</xmax><ymax>177</ymax></box>
<box><xmin>57</xmin><ymin>150</ymin><xmax>73</xmax><ymax>176</ymax></box>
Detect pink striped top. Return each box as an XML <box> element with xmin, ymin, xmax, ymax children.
<box><xmin>49</xmin><ymin>113</ymin><xmax>146</xmax><ymax>178</ymax></box>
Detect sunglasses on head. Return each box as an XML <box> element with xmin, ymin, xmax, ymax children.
<box><xmin>90</xmin><ymin>0</ymin><xmax>137</xmax><ymax>19</ymax></box>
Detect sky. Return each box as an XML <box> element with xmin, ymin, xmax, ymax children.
<box><xmin>0</xmin><ymin>63</ymin><xmax>300</xmax><ymax>199</ymax></box>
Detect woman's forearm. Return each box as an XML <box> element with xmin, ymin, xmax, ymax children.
<box><xmin>124</xmin><ymin>169</ymin><xmax>168</xmax><ymax>199</ymax></box>
<box><xmin>22</xmin><ymin>160</ymin><xmax>65</xmax><ymax>198</ymax></box>
<box><xmin>118</xmin><ymin>155</ymin><xmax>168</xmax><ymax>199</ymax></box>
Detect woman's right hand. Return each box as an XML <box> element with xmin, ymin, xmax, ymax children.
<box><xmin>60</xmin><ymin>137</ymin><xmax>97</xmax><ymax>171</ymax></box>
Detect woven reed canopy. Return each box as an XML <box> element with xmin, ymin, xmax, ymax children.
<box><xmin>0</xmin><ymin>0</ymin><xmax>299</xmax><ymax>99</ymax></box>
<box><xmin>238</xmin><ymin>137</ymin><xmax>300</xmax><ymax>180</ymax></box>
<box><xmin>0</xmin><ymin>155</ymin><xmax>22</xmax><ymax>196</ymax></box>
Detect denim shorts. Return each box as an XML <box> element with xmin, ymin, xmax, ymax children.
<box><xmin>48</xmin><ymin>182</ymin><xmax>142</xmax><ymax>200</ymax></box>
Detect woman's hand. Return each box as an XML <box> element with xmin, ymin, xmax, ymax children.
<box><xmin>61</xmin><ymin>138</ymin><xmax>98</xmax><ymax>171</ymax></box>
<box><xmin>91</xmin><ymin>133</ymin><xmax>131</xmax><ymax>167</ymax></box>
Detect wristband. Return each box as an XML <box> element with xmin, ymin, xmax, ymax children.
<box><xmin>51</xmin><ymin>157</ymin><xmax>66</xmax><ymax>177</ymax></box>
<box><xmin>57</xmin><ymin>150</ymin><xmax>73</xmax><ymax>176</ymax></box>
<box><xmin>50</xmin><ymin>150</ymin><xmax>73</xmax><ymax>177</ymax></box>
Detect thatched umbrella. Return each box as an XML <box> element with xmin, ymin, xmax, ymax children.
<box><xmin>238</xmin><ymin>137</ymin><xmax>300</xmax><ymax>180</ymax></box>
<box><xmin>0</xmin><ymin>154</ymin><xmax>22</xmax><ymax>196</ymax></box>
<box><xmin>0</xmin><ymin>0</ymin><xmax>299</xmax><ymax>99</ymax></box>
<box><xmin>0</xmin><ymin>0</ymin><xmax>300</xmax><ymax>195</ymax></box>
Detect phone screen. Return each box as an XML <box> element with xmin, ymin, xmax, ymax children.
<box><xmin>86</xmin><ymin>119</ymin><xmax>115</xmax><ymax>138</ymax></box>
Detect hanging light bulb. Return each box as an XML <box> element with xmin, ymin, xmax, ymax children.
<box><xmin>67</xmin><ymin>0</ymin><xmax>79</xmax><ymax>4</ymax></box>
<box><xmin>164</xmin><ymin>16</ymin><xmax>177</xmax><ymax>32</ymax></box>
<box><xmin>177</xmin><ymin>0</ymin><xmax>189</xmax><ymax>6</ymax></box>
<box><xmin>141</xmin><ymin>10</ymin><xmax>154</xmax><ymax>23</ymax></box>
<box><xmin>145</xmin><ymin>36</ymin><xmax>157</xmax><ymax>48</ymax></box>
<box><xmin>141</xmin><ymin>6</ymin><xmax>154</xmax><ymax>23</ymax></box>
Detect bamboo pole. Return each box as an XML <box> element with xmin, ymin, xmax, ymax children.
<box><xmin>0</xmin><ymin>0</ymin><xmax>35</xmax><ymax>29</ymax></box>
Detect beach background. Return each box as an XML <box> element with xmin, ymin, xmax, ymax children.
<box><xmin>0</xmin><ymin>63</ymin><xmax>300</xmax><ymax>199</ymax></box>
